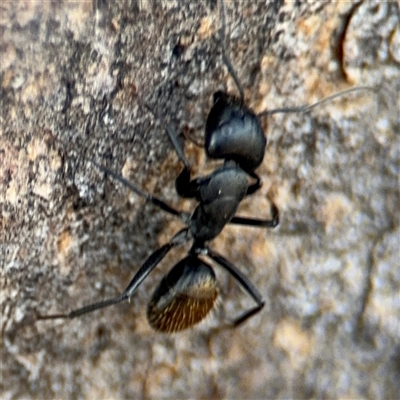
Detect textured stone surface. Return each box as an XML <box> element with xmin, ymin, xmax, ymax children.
<box><xmin>1</xmin><ymin>1</ymin><xmax>399</xmax><ymax>399</ymax></box>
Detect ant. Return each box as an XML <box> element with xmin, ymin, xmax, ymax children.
<box><xmin>38</xmin><ymin>0</ymin><xmax>375</xmax><ymax>332</ymax></box>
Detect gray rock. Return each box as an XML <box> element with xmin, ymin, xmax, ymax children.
<box><xmin>1</xmin><ymin>1</ymin><xmax>399</xmax><ymax>399</ymax></box>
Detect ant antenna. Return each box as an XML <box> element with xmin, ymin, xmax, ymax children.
<box><xmin>258</xmin><ymin>86</ymin><xmax>377</xmax><ymax>117</ymax></box>
<box><xmin>219</xmin><ymin>0</ymin><xmax>245</xmax><ymax>103</ymax></box>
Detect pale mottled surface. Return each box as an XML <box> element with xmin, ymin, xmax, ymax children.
<box><xmin>1</xmin><ymin>1</ymin><xmax>399</xmax><ymax>399</ymax></box>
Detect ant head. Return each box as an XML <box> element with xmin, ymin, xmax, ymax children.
<box><xmin>205</xmin><ymin>91</ymin><xmax>267</xmax><ymax>173</ymax></box>
<box><xmin>147</xmin><ymin>255</ymin><xmax>218</xmax><ymax>332</ymax></box>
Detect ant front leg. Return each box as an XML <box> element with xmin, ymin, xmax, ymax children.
<box><xmin>175</xmin><ymin>168</ymin><xmax>201</xmax><ymax>199</ymax></box>
<box><xmin>143</xmin><ymin>103</ymin><xmax>199</xmax><ymax>199</ymax></box>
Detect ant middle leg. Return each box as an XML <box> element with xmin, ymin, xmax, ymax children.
<box><xmin>245</xmin><ymin>171</ymin><xmax>262</xmax><ymax>196</ymax></box>
<box><xmin>230</xmin><ymin>203</ymin><xmax>279</xmax><ymax>229</ymax></box>
<box><xmin>238</xmin><ymin>192</ymin><xmax>279</xmax><ymax>228</ymax></box>
<box><xmin>47</xmin><ymin>133</ymin><xmax>189</xmax><ymax>220</ymax></box>
<box><xmin>89</xmin><ymin>158</ymin><xmax>189</xmax><ymax>219</ymax></box>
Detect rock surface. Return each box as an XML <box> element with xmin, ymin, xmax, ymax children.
<box><xmin>1</xmin><ymin>1</ymin><xmax>399</xmax><ymax>399</ymax></box>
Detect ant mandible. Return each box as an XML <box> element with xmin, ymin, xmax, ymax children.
<box><xmin>38</xmin><ymin>0</ymin><xmax>375</xmax><ymax>332</ymax></box>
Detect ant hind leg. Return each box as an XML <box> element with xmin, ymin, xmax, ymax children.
<box><xmin>205</xmin><ymin>247</ymin><xmax>265</xmax><ymax>329</ymax></box>
<box><xmin>37</xmin><ymin>229</ymin><xmax>189</xmax><ymax>320</ymax></box>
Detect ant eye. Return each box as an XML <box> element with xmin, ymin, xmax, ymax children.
<box><xmin>147</xmin><ymin>257</ymin><xmax>218</xmax><ymax>332</ymax></box>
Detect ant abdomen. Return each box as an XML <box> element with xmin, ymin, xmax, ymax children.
<box><xmin>147</xmin><ymin>256</ymin><xmax>218</xmax><ymax>332</ymax></box>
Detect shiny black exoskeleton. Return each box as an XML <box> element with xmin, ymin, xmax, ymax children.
<box><xmin>206</xmin><ymin>91</ymin><xmax>266</xmax><ymax>173</ymax></box>
<box><xmin>38</xmin><ymin>0</ymin><xmax>279</xmax><ymax>332</ymax></box>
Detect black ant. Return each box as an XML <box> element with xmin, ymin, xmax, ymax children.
<box><xmin>38</xmin><ymin>0</ymin><xmax>375</xmax><ymax>332</ymax></box>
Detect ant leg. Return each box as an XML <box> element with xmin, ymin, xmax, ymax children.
<box><xmin>245</xmin><ymin>171</ymin><xmax>262</xmax><ymax>196</ymax></box>
<box><xmin>37</xmin><ymin>229</ymin><xmax>189</xmax><ymax>320</ymax></box>
<box><xmin>143</xmin><ymin>103</ymin><xmax>190</xmax><ymax>171</ymax></box>
<box><xmin>205</xmin><ymin>247</ymin><xmax>264</xmax><ymax>327</ymax></box>
<box><xmin>55</xmin><ymin>137</ymin><xmax>190</xmax><ymax>217</ymax></box>
<box><xmin>142</xmin><ymin>104</ymin><xmax>199</xmax><ymax>198</ymax></box>
<box><xmin>182</xmin><ymin>129</ymin><xmax>203</xmax><ymax>148</ymax></box>
<box><xmin>230</xmin><ymin>203</ymin><xmax>279</xmax><ymax>228</ymax></box>
<box><xmin>89</xmin><ymin>159</ymin><xmax>189</xmax><ymax>220</ymax></box>
<box><xmin>48</xmin><ymin>134</ymin><xmax>188</xmax><ymax>218</ymax></box>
